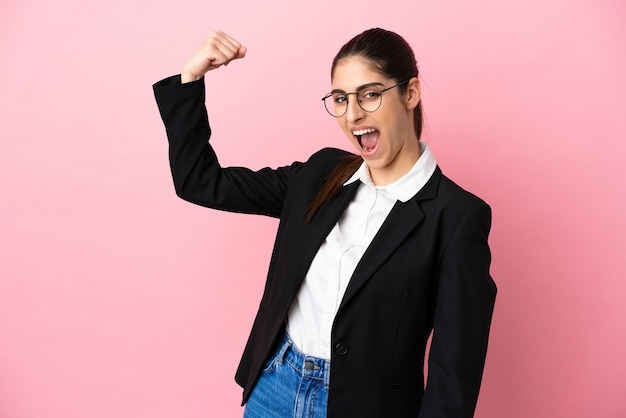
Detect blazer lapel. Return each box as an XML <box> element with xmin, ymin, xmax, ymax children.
<box><xmin>294</xmin><ymin>181</ymin><xmax>361</xmax><ymax>285</ymax></box>
<box><xmin>338</xmin><ymin>167</ymin><xmax>442</xmax><ymax>310</ymax></box>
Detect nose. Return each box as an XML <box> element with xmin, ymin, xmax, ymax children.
<box><xmin>345</xmin><ymin>96</ymin><xmax>364</xmax><ymax>123</ymax></box>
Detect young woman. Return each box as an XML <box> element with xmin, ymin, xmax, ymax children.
<box><xmin>154</xmin><ymin>28</ymin><xmax>496</xmax><ymax>418</ymax></box>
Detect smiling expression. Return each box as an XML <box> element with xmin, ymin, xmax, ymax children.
<box><xmin>331</xmin><ymin>57</ymin><xmax>422</xmax><ymax>186</ymax></box>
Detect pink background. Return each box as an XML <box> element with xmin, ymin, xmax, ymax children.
<box><xmin>1</xmin><ymin>0</ymin><xmax>625</xmax><ymax>417</ymax></box>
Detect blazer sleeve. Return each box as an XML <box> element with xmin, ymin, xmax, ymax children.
<box><xmin>420</xmin><ymin>201</ymin><xmax>497</xmax><ymax>417</ymax></box>
<box><xmin>153</xmin><ymin>75</ymin><xmax>301</xmax><ymax>217</ymax></box>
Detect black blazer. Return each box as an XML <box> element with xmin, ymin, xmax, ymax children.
<box><xmin>154</xmin><ymin>75</ymin><xmax>497</xmax><ymax>417</ymax></box>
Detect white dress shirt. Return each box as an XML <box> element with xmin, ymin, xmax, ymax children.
<box><xmin>286</xmin><ymin>143</ymin><xmax>438</xmax><ymax>359</ymax></box>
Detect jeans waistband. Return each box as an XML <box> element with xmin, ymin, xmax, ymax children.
<box><xmin>275</xmin><ymin>332</ymin><xmax>331</xmax><ymax>388</ymax></box>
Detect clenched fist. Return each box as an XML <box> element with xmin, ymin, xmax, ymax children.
<box><xmin>181</xmin><ymin>31</ymin><xmax>247</xmax><ymax>83</ymax></box>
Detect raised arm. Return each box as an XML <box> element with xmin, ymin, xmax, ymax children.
<box><xmin>154</xmin><ymin>31</ymin><xmax>297</xmax><ymax>218</ymax></box>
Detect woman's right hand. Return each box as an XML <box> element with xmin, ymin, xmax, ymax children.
<box><xmin>181</xmin><ymin>31</ymin><xmax>247</xmax><ymax>83</ymax></box>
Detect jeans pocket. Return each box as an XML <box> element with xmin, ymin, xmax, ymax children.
<box><xmin>261</xmin><ymin>351</ymin><xmax>280</xmax><ymax>374</ymax></box>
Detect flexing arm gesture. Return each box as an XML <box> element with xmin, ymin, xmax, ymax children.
<box><xmin>181</xmin><ymin>31</ymin><xmax>247</xmax><ymax>83</ymax></box>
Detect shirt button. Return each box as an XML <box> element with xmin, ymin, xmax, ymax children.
<box><xmin>335</xmin><ymin>343</ymin><xmax>349</xmax><ymax>355</ymax></box>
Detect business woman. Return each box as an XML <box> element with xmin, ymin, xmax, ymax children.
<box><xmin>154</xmin><ymin>28</ymin><xmax>497</xmax><ymax>417</ymax></box>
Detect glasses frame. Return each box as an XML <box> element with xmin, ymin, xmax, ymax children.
<box><xmin>321</xmin><ymin>79</ymin><xmax>411</xmax><ymax>118</ymax></box>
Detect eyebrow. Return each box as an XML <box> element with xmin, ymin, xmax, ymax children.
<box><xmin>330</xmin><ymin>82</ymin><xmax>385</xmax><ymax>95</ymax></box>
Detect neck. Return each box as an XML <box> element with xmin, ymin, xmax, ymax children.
<box><xmin>369</xmin><ymin>140</ymin><xmax>422</xmax><ymax>186</ymax></box>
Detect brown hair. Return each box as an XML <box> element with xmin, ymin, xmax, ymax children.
<box><xmin>306</xmin><ymin>28</ymin><xmax>423</xmax><ymax>223</ymax></box>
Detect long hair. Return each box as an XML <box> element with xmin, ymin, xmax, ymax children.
<box><xmin>306</xmin><ymin>28</ymin><xmax>423</xmax><ymax>223</ymax></box>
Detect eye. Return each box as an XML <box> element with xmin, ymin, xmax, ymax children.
<box><xmin>359</xmin><ymin>89</ymin><xmax>381</xmax><ymax>101</ymax></box>
<box><xmin>332</xmin><ymin>94</ymin><xmax>348</xmax><ymax>104</ymax></box>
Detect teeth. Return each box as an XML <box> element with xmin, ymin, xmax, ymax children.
<box><xmin>353</xmin><ymin>128</ymin><xmax>377</xmax><ymax>136</ymax></box>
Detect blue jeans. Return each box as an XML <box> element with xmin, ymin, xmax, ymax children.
<box><xmin>243</xmin><ymin>332</ymin><xmax>330</xmax><ymax>418</ymax></box>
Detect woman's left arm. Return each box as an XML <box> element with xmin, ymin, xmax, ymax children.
<box><xmin>420</xmin><ymin>201</ymin><xmax>497</xmax><ymax>417</ymax></box>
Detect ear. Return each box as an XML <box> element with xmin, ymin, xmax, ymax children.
<box><xmin>405</xmin><ymin>77</ymin><xmax>421</xmax><ymax>110</ymax></box>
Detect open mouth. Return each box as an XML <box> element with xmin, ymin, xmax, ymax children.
<box><xmin>353</xmin><ymin>128</ymin><xmax>380</xmax><ymax>153</ymax></box>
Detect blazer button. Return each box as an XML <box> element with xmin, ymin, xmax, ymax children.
<box><xmin>335</xmin><ymin>343</ymin><xmax>349</xmax><ymax>355</ymax></box>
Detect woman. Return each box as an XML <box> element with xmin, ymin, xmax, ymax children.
<box><xmin>154</xmin><ymin>28</ymin><xmax>496</xmax><ymax>417</ymax></box>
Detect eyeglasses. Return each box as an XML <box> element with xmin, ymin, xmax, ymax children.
<box><xmin>321</xmin><ymin>79</ymin><xmax>411</xmax><ymax>118</ymax></box>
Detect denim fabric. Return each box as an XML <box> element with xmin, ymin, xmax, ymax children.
<box><xmin>243</xmin><ymin>333</ymin><xmax>330</xmax><ymax>418</ymax></box>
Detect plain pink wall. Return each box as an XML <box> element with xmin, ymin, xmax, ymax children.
<box><xmin>1</xmin><ymin>0</ymin><xmax>625</xmax><ymax>417</ymax></box>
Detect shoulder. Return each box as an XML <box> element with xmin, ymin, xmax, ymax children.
<box><xmin>421</xmin><ymin>168</ymin><xmax>491</xmax><ymax>228</ymax></box>
<box><xmin>280</xmin><ymin>147</ymin><xmax>354</xmax><ymax>190</ymax></box>
<box><xmin>307</xmin><ymin>147</ymin><xmax>354</xmax><ymax>164</ymax></box>
<box><xmin>438</xmin><ymin>173</ymin><xmax>490</xmax><ymax>210</ymax></box>
<box><xmin>296</xmin><ymin>147</ymin><xmax>355</xmax><ymax>176</ymax></box>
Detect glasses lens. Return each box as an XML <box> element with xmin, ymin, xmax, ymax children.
<box><xmin>357</xmin><ymin>87</ymin><xmax>382</xmax><ymax>112</ymax></box>
<box><xmin>324</xmin><ymin>93</ymin><xmax>347</xmax><ymax>117</ymax></box>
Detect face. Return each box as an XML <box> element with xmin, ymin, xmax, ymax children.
<box><xmin>330</xmin><ymin>56</ymin><xmax>422</xmax><ymax>186</ymax></box>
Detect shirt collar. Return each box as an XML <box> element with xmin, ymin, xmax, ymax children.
<box><xmin>344</xmin><ymin>142</ymin><xmax>438</xmax><ymax>203</ymax></box>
